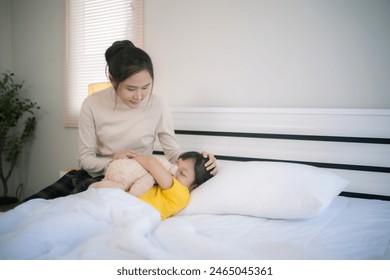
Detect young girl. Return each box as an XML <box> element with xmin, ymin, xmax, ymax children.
<box><xmin>23</xmin><ymin>40</ymin><xmax>217</xmax><ymax>202</ymax></box>
<box><xmin>126</xmin><ymin>151</ymin><xmax>213</xmax><ymax>220</ymax></box>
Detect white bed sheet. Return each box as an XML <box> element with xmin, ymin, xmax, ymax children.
<box><xmin>170</xmin><ymin>196</ymin><xmax>390</xmax><ymax>259</ymax></box>
<box><xmin>0</xmin><ymin>188</ymin><xmax>389</xmax><ymax>260</ymax></box>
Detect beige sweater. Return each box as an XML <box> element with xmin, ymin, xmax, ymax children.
<box><xmin>78</xmin><ymin>87</ymin><xmax>182</xmax><ymax>177</ymax></box>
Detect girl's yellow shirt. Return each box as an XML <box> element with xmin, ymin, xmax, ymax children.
<box><xmin>139</xmin><ymin>177</ymin><xmax>190</xmax><ymax>220</ymax></box>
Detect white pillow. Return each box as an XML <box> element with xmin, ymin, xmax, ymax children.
<box><xmin>179</xmin><ymin>161</ymin><xmax>349</xmax><ymax>219</ymax></box>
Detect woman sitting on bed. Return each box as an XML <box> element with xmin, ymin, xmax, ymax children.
<box><xmin>23</xmin><ymin>40</ymin><xmax>217</xmax><ymax>202</ymax></box>
<box><xmin>112</xmin><ymin>151</ymin><xmax>213</xmax><ymax>220</ymax></box>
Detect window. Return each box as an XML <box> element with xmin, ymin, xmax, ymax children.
<box><xmin>64</xmin><ymin>0</ymin><xmax>144</xmax><ymax>127</ymax></box>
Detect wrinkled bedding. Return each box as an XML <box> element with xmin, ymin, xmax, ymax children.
<box><xmin>1</xmin><ymin>188</ymin><xmax>389</xmax><ymax>260</ymax></box>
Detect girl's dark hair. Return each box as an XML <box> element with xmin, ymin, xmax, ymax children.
<box><xmin>105</xmin><ymin>40</ymin><xmax>154</xmax><ymax>86</ymax></box>
<box><xmin>179</xmin><ymin>151</ymin><xmax>214</xmax><ymax>189</ymax></box>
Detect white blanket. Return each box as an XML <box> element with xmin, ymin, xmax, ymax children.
<box><xmin>0</xmin><ymin>188</ymin><xmax>257</xmax><ymax>259</ymax></box>
<box><xmin>2</xmin><ymin>188</ymin><xmax>389</xmax><ymax>260</ymax></box>
<box><xmin>0</xmin><ymin>189</ymin><xmax>162</xmax><ymax>259</ymax></box>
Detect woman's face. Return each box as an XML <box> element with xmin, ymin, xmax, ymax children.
<box><xmin>115</xmin><ymin>69</ymin><xmax>153</xmax><ymax>108</ymax></box>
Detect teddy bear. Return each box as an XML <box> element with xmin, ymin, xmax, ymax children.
<box><xmin>89</xmin><ymin>156</ymin><xmax>178</xmax><ymax>197</ymax></box>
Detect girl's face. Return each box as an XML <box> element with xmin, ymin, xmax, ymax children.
<box><xmin>114</xmin><ymin>69</ymin><xmax>153</xmax><ymax>108</ymax></box>
<box><xmin>175</xmin><ymin>158</ymin><xmax>196</xmax><ymax>190</ymax></box>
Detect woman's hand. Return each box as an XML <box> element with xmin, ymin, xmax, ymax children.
<box><xmin>202</xmin><ymin>151</ymin><xmax>218</xmax><ymax>176</ymax></box>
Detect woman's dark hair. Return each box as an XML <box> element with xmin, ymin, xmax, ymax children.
<box><xmin>179</xmin><ymin>151</ymin><xmax>214</xmax><ymax>189</ymax></box>
<box><xmin>105</xmin><ymin>40</ymin><xmax>154</xmax><ymax>86</ymax></box>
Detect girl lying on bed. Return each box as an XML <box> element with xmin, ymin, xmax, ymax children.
<box><xmin>90</xmin><ymin>151</ymin><xmax>213</xmax><ymax>220</ymax></box>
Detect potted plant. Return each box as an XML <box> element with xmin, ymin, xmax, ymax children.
<box><xmin>0</xmin><ymin>71</ymin><xmax>40</xmax><ymax>206</ymax></box>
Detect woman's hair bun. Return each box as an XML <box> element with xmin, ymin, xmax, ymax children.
<box><xmin>112</xmin><ymin>40</ymin><xmax>135</xmax><ymax>49</ymax></box>
<box><xmin>105</xmin><ymin>40</ymin><xmax>136</xmax><ymax>62</ymax></box>
<box><xmin>105</xmin><ymin>39</ymin><xmax>154</xmax><ymax>85</ymax></box>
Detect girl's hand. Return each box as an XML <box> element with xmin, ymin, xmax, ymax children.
<box><xmin>125</xmin><ymin>150</ymin><xmax>140</xmax><ymax>159</ymax></box>
<box><xmin>113</xmin><ymin>150</ymin><xmax>139</xmax><ymax>159</ymax></box>
<box><xmin>202</xmin><ymin>151</ymin><xmax>218</xmax><ymax>176</ymax></box>
<box><xmin>113</xmin><ymin>150</ymin><xmax>131</xmax><ymax>160</ymax></box>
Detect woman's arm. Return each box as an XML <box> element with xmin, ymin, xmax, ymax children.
<box><xmin>127</xmin><ymin>152</ymin><xmax>174</xmax><ymax>190</ymax></box>
<box><xmin>155</xmin><ymin>97</ymin><xmax>183</xmax><ymax>163</ymax></box>
<box><xmin>78</xmin><ymin>101</ymin><xmax>111</xmax><ymax>175</ymax></box>
<box><xmin>155</xmin><ymin>96</ymin><xmax>218</xmax><ymax>174</ymax></box>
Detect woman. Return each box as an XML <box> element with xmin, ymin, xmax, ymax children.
<box><xmin>24</xmin><ymin>40</ymin><xmax>216</xmax><ymax>201</ymax></box>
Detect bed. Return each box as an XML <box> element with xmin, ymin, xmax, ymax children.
<box><xmin>0</xmin><ymin>107</ymin><xmax>389</xmax><ymax>260</ymax></box>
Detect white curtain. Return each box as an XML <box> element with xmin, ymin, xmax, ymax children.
<box><xmin>64</xmin><ymin>0</ymin><xmax>144</xmax><ymax>127</ymax></box>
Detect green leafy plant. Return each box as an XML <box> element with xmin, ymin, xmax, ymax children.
<box><xmin>0</xmin><ymin>71</ymin><xmax>40</xmax><ymax>201</ymax></box>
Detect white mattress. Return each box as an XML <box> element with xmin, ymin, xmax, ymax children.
<box><xmin>169</xmin><ymin>196</ymin><xmax>390</xmax><ymax>259</ymax></box>
<box><xmin>0</xmin><ymin>189</ymin><xmax>389</xmax><ymax>260</ymax></box>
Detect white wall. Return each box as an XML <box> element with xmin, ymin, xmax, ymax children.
<box><xmin>0</xmin><ymin>0</ymin><xmax>12</xmax><ymax>70</ymax></box>
<box><xmin>1</xmin><ymin>0</ymin><xmax>79</xmax><ymax>198</ymax></box>
<box><xmin>1</xmin><ymin>0</ymin><xmax>390</xmax><ymax>198</ymax></box>
<box><xmin>144</xmin><ymin>0</ymin><xmax>390</xmax><ymax>108</ymax></box>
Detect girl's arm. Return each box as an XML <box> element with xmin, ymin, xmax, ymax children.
<box><xmin>127</xmin><ymin>152</ymin><xmax>174</xmax><ymax>190</ymax></box>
